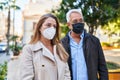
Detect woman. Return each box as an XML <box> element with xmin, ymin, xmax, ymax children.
<box><xmin>20</xmin><ymin>14</ymin><xmax>71</xmax><ymax>80</ymax></box>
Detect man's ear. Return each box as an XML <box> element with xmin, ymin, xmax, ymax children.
<box><xmin>67</xmin><ymin>22</ymin><xmax>72</xmax><ymax>29</ymax></box>
<box><xmin>67</xmin><ymin>22</ymin><xmax>70</xmax><ymax>26</ymax></box>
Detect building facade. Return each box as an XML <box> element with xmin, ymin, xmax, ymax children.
<box><xmin>0</xmin><ymin>12</ymin><xmax>7</xmax><ymax>41</ymax></box>
<box><xmin>22</xmin><ymin>0</ymin><xmax>61</xmax><ymax>44</ymax></box>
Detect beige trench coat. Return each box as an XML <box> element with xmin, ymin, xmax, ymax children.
<box><xmin>20</xmin><ymin>41</ymin><xmax>71</xmax><ymax>80</ymax></box>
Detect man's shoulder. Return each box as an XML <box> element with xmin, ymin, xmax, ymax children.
<box><xmin>84</xmin><ymin>32</ymin><xmax>100</xmax><ymax>43</ymax></box>
<box><xmin>61</xmin><ymin>33</ymin><xmax>69</xmax><ymax>42</ymax></box>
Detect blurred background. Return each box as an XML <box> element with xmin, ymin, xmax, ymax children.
<box><xmin>0</xmin><ymin>0</ymin><xmax>120</xmax><ymax>80</ymax></box>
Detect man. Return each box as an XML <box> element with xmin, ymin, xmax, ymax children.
<box><xmin>61</xmin><ymin>9</ymin><xmax>108</xmax><ymax>80</ymax></box>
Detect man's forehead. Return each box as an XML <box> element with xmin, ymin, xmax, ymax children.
<box><xmin>70</xmin><ymin>13</ymin><xmax>82</xmax><ymax>20</ymax></box>
<box><xmin>70</xmin><ymin>12</ymin><xmax>82</xmax><ymax>17</ymax></box>
<box><xmin>70</xmin><ymin>13</ymin><xmax>83</xmax><ymax>20</ymax></box>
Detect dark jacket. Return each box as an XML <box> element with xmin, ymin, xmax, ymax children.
<box><xmin>61</xmin><ymin>32</ymin><xmax>108</xmax><ymax>80</ymax></box>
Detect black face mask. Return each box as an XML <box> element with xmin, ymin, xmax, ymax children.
<box><xmin>72</xmin><ymin>23</ymin><xmax>84</xmax><ymax>34</ymax></box>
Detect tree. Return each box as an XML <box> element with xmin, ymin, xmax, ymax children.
<box><xmin>102</xmin><ymin>10</ymin><xmax>120</xmax><ymax>43</ymax></box>
<box><xmin>0</xmin><ymin>0</ymin><xmax>20</xmax><ymax>55</ymax></box>
<box><xmin>9</xmin><ymin>35</ymin><xmax>22</xmax><ymax>56</ymax></box>
<box><xmin>52</xmin><ymin>0</ymin><xmax>120</xmax><ymax>34</ymax></box>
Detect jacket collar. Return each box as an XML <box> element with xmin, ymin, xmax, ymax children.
<box><xmin>42</xmin><ymin>43</ymin><xmax>55</xmax><ymax>62</ymax></box>
<box><xmin>32</xmin><ymin>41</ymin><xmax>43</xmax><ymax>52</ymax></box>
<box><xmin>63</xmin><ymin>30</ymin><xmax>90</xmax><ymax>62</ymax></box>
<box><xmin>32</xmin><ymin>41</ymin><xmax>55</xmax><ymax>62</ymax></box>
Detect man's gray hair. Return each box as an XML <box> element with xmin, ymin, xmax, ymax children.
<box><xmin>66</xmin><ymin>9</ymin><xmax>83</xmax><ymax>22</ymax></box>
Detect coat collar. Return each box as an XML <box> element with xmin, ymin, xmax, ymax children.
<box><xmin>32</xmin><ymin>41</ymin><xmax>43</xmax><ymax>52</ymax></box>
<box><xmin>32</xmin><ymin>41</ymin><xmax>55</xmax><ymax>62</ymax></box>
<box><xmin>32</xmin><ymin>41</ymin><xmax>67</xmax><ymax>80</ymax></box>
<box><xmin>61</xmin><ymin>31</ymin><xmax>91</xmax><ymax>64</ymax></box>
<box><xmin>42</xmin><ymin>44</ymin><xmax>55</xmax><ymax>62</ymax></box>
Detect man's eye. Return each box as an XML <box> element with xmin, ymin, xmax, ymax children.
<box><xmin>72</xmin><ymin>20</ymin><xmax>78</xmax><ymax>24</ymax></box>
<box><xmin>79</xmin><ymin>19</ymin><xmax>83</xmax><ymax>22</ymax></box>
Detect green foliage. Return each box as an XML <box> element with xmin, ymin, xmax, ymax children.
<box><xmin>10</xmin><ymin>5</ymin><xmax>20</xmax><ymax>9</ymax></box>
<box><xmin>113</xmin><ymin>39</ymin><xmax>120</xmax><ymax>48</ymax></box>
<box><xmin>60</xmin><ymin>24</ymin><xmax>69</xmax><ymax>38</ymax></box>
<box><xmin>0</xmin><ymin>0</ymin><xmax>20</xmax><ymax>55</ymax></box>
<box><xmin>107</xmin><ymin>62</ymin><xmax>120</xmax><ymax>70</ymax></box>
<box><xmin>102</xmin><ymin>8</ymin><xmax>120</xmax><ymax>38</ymax></box>
<box><xmin>9</xmin><ymin>35</ymin><xmax>19</xmax><ymax>41</ymax></box>
<box><xmin>0</xmin><ymin>0</ymin><xmax>20</xmax><ymax>10</ymax></box>
<box><xmin>116</xmin><ymin>39</ymin><xmax>120</xmax><ymax>43</ymax></box>
<box><xmin>101</xmin><ymin>42</ymin><xmax>111</xmax><ymax>47</ymax></box>
<box><xmin>9</xmin><ymin>35</ymin><xmax>22</xmax><ymax>55</ymax></box>
<box><xmin>52</xmin><ymin>0</ymin><xmax>75</xmax><ymax>24</ymax></box>
<box><xmin>0</xmin><ymin>62</ymin><xmax>7</xmax><ymax>80</ymax></box>
<box><xmin>9</xmin><ymin>44</ymin><xmax>22</xmax><ymax>53</ymax></box>
<box><xmin>52</xmin><ymin>0</ymin><xmax>120</xmax><ymax>34</ymax></box>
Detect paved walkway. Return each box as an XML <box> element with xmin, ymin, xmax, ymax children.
<box><xmin>7</xmin><ymin>56</ymin><xmax>20</xmax><ymax>80</ymax></box>
<box><xmin>104</xmin><ymin>49</ymin><xmax>120</xmax><ymax>65</ymax></box>
<box><xmin>0</xmin><ymin>53</ymin><xmax>11</xmax><ymax>64</ymax></box>
<box><xmin>0</xmin><ymin>52</ymin><xmax>20</xmax><ymax>80</ymax></box>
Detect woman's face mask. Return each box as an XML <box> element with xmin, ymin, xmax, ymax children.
<box><xmin>41</xmin><ymin>27</ymin><xmax>56</xmax><ymax>40</ymax></box>
<box><xmin>40</xmin><ymin>17</ymin><xmax>57</xmax><ymax>40</ymax></box>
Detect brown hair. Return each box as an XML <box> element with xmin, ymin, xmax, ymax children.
<box><xmin>30</xmin><ymin>13</ymin><xmax>60</xmax><ymax>45</ymax></box>
<box><xmin>30</xmin><ymin>13</ymin><xmax>69</xmax><ymax>62</ymax></box>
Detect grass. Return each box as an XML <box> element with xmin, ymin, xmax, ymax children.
<box><xmin>107</xmin><ymin>62</ymin><xmax>120</xmax><ymax>70</ymax></box>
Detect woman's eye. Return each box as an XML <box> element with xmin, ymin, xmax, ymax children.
<box><xmin>45</xmin><ymin>23</ymin><xmax>56</xmax><ymax>28</ymax></box>
<box><xmin>53</xmin><ymin>25</ymin><xmax>57</xmax><ymax>28</ymax></box>
<box><xmin>46</xmin><ymin>23</ymin><xmax>51</xmax><ymax>27</ymax></box>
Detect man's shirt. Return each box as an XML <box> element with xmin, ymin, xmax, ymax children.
<box><xmin>68</xmin><ymin>31</ymin><xmax>88</xmax><ymax>80</ymax></box>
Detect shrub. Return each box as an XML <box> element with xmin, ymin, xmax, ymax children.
<box><xmin>101</xmin><ymin>42</ymin><xmax>111</xmax><ymax>47</ymax></box>
<box><xmin>107</xmin><ymin>61</ymin><xmax>120</xmax><ymax>70</ymax></box>
<box><xmin>0</xmin><ymin>62</ymin><xmax>7</xmax><ymax>80</ymax></box>
<box><xmin>9</xmin><ymin>42</ymin><xmax>22</xmax><ymax>56</ymax></box>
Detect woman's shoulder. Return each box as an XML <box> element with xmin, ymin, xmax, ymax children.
<box><xmin>23</xmin><ymin>43</ymin><xmax>34</xmax><ymax>48</ymax></box>
<box><xmin>23</xmin><ymin>41</ymin><xmax>43</xmax><ymax>52</ymax></box>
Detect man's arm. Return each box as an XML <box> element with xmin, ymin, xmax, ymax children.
<box><xmin>97</xmin><ymin>40</ymin><xmax>109</xmax><ymax>80</ymax></box>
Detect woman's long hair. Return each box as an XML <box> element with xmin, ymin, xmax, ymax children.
<box><xmin>30</xmin><ymin>14</ymin><xmax>60</xmax><ymax>45</ymax></box>
<box><xmin>30</xmin><ymin>13</ymin><xmax>69</xmax><ymax>62</ymax></box>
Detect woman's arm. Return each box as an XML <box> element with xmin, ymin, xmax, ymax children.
<box><xmin>64</xmin><ymin>63</ymin><xmax>71</xmax><ymax>80</ymax></box>
<box><xmin>20</xmin><ymin>45</ymin><xmax>34</xmax><ymax>80</ymax></box>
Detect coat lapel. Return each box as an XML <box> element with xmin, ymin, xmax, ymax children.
<box><xmin>41</xmin><ymin>42</ymin><xmax>55</xmax><ymax>62</ymax></box>
<box><xmin>32</xmin><ymin>41</ymin><xmax>55</xmax><ymax>62</ymax></box>
<box><xmin>42</xmin><ymin>48</ymin><xmax>55</xmax><ymax>62</ymax></box>
<box><xmin>55</xmin><ymin>54</ymin><xmax>62</xmax><ymax>80</ymax></box>
<box><xmin>32</xmin><ymin>41</ymin><xmax>42</xmax><ymax>52</ymax></box>
<box><xmin>83</xmin><ymin>33</ymin><xmax>90</xmax><ymax>64</ymax></box>
<box><xmin>54</xmin><ymin>45</ymin><xmax>65</xmax><ymax>80</ymax></box>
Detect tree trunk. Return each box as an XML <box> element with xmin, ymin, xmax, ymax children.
<box><xmin>6</xmin><ymin>7</ymin><xmax>10</xmax><ymax>55</ymax></box>
<box><xmin>89</xmin><ymin>26</ymin><xmax>94</xmax><ymax>35</ymax></box>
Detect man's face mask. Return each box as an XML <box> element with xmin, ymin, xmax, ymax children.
<box><xmin>72</xmin><ymin>23</ymin><xmax>84</xmax><ymax>34</ymax></box>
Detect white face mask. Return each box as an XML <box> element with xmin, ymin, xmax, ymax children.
<box><xmin>41</xmin><ymin>27</ymin><xmax>56</xmax><ymax>40</ymax></box>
